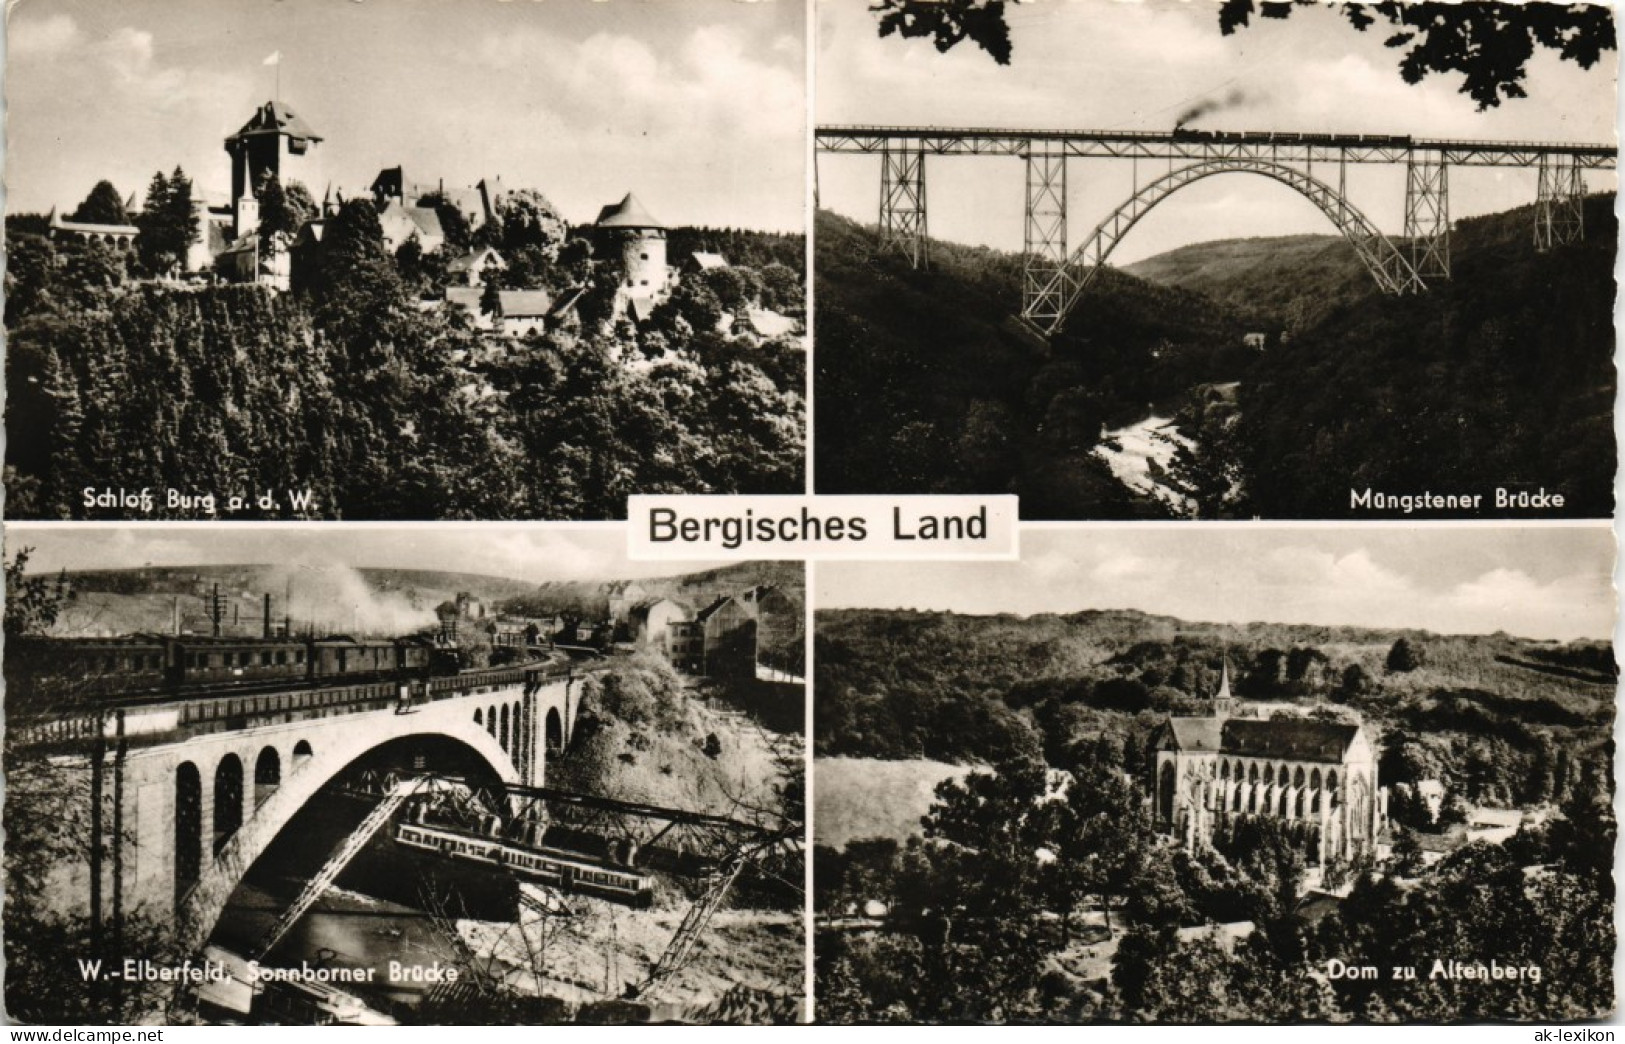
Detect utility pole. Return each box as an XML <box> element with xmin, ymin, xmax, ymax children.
<box><xmin>207</xmin><ymin>583</ymin><xmax>226</xmax><ymax>638</ymax></box>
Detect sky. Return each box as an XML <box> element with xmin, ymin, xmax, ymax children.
<box><xmin>5</xmin><ymin>524</ymin><xmax>733</xmax><ymax>586</ymax></box>
<box><xmin>816</xmin><ymin>0</ymin><xmax>1619</xmax><ymax>263</ymax></box>
<box><xmin>817</xmin><ymin>525</ymin><xmax>1616</xmax><ymax>642</ymax></box>
<box><xmin>5</xmin><ymin>0</ymin><xmax>806</xmax><ymax>230</ymax></box>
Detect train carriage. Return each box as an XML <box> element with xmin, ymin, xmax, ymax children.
<box><xmin>396</xmin><ymin>821</ymin><xmax>656</xmax><ymax>908</ymax></box>
<box><xmin>168</xmin><ymin>636</ymin><xmax>309</xmax><ymax>688</ymax></box>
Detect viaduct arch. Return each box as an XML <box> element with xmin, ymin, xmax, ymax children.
<box><xmin>175</xmin><ymin>700</ymin><xmax>525</xmax><ymax>951</ymax></box>
<box><xmin>1029</xmin><ymin>157</ymin><xmax>1426</xmax><ymax>332</ymax></box>
<box><xmin>35</xmin><ymin>674</ymin><xmax>583</xmax><ymax>954</ymax></box>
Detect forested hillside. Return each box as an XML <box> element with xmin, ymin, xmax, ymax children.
<box><xmin>5</xmin><ymin>202</ymin><xmax>805</xmax><ymax>520</ymax></box>
<box><xmin>816</xmin><ymin>194</ymin><xmax>1616</xmax><ymax>519</ymax></box>
<box><xmin>816</xmin><ymin>609</ymin><xmax>1615</xmax><ymax>1023</ymax></box>
<box><xmin>1235</xmin><ymin>196</ymin><xmax>1617</xmax><ymax>518</ymax></box>
<box><xmin>1124</xmin><ymin>233</ymin><xmax>1368</xmax><ymax>328</ymax></box>
<box><xmin>815</xmin><ymin>607</ymin><xmax>1614</xmax><ymax>809</ymax></box>
<box><xmin>813</xmin><ymin>210</ymin><xmax>1247</xmax><ymax>517</ymax></box>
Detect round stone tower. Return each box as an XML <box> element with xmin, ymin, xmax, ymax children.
<box><xmin>593</xmin><ymin>192</ymin><xmax>668</xmax><ymax>298</ymax></box>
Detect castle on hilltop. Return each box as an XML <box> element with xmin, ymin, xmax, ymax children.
<box><xmin>49</xmin><ymin>98</ymin><xmax>678</xmax><ymax>312</ymax></box>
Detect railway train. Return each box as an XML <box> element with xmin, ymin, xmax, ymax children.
<box><xmin>395</xmin><ymin>820</ymin><xmax>655</xmax><ymax>908</ymax></box>
<box><xmin>1169</xmin><ymin>128</ymin><xmax>1414</xmax><ymax>147</ymax></box>
<box><xmin>4</xmin><ymin>633</ymin><xmax>451</xmax><ymax>703</ymax></box>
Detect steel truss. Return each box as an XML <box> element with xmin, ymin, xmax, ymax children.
<box><xmin>1404</xmin><ymin>155</ymin><xmax>1451</xmax><ymax>278</ymax></box>
<box><xmin>335</xmin><ymin>771</ymin><xmax>802</xmax><ymax>1001</ymax></box>
<box><xmin>1535</xmin><ymin>154</ymin><xmax>1586</xmax><ymax>251</ymax></box>
<box><xmin>879</xmin><ymin>143</ymin><xmax>928</xmax><ymax>268</ymax></box>
<box><xmin>1021</xmin><ymin>151</ymin><xmax>1072</xmax><ymax>332</ymax></box>
<box><xmin>823</xmin><ymin>125</ymin><xmax>1614</xmax><ymax>339</ymax></box>
<box><xmin>818</xmin><ymin>125</ymin><xmax>1618</xmax><ymax>171</ymax></box>
<box><xmin>1025</xmin><ymin>157</ymin><xmax>1424</xmax><ymax>338</ymax></box>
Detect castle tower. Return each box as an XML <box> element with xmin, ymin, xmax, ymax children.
<box><xmin>225</xmin><ymin>101</ymin><xmax>323</xmax><ymax>238</ymax></box>
<box><xmin>593</xmin><ymin>192</ymin><xmax>669</xmax><ymax>300</ymax></box>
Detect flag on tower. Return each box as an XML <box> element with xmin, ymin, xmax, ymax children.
<box><xmin>264</xmin><ymin>51</ymin><xmax>282</xmax><ymax>66</ymax></box>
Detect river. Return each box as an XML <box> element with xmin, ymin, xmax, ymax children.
<box><xmin>1094</xmin><ymin>414</ymin><xmax>1192</xmax><ymax>514</ymax></box>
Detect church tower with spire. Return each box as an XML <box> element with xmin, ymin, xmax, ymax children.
<box><xmin>1212</xmin><ymin>657</ymin><xmax>1236</xmax><ymax>719</ymax></box>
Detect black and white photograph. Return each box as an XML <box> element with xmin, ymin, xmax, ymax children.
<box><xmin>2</xmin><ymin>527</ymin><xmax>806</xmax><ymax>1024</ymax></box>
<box><xmin>813</xmin><ymin>526</ymin><xmax>1615</xmax><ymax>1022</ymax></box>
<box><xmin>4</xmin><ymin>0</ymin><xmax>806</xmax><ymax>521</ymax></box>
<box><xmin>813</xmin><ymin>1</ymin><xmax>1617</xmax><ymax>520</ymax></box>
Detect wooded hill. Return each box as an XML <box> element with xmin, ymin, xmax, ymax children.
<box><xmin>814</xmin><ymin>193</ymin><xmax>1616</xmax><ymax>519</ymax></box>
<box><xmin>1124</xmin><ymin>233</ymin><xmax>1368</xmax><ymax>329</ymax></box>
<box><xmin>814</xmin><ymin>209</ymin><xmax>1245</xmax><ymax>517</ymax></box>
<box><xmin>815</xmin><ymin>607</ymin><xmax>1614</xmax><ymax>809</ymax></box>
<box><xmin>4</xmin><ymin>206</ymin><xmax>805</xmax><ymax>520</ymax></box>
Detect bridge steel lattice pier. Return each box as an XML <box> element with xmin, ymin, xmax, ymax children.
<box><xmin>817</xmin><ymin>126</ymin><xmax>1617</xmax><ymax>338</ymax></box>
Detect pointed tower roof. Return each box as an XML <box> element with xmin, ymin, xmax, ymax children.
<box><xmin>229</xmin><ymin>100</ymin><xmax>322</xmax><ymax>145</ymax></box>
<box><xmin>594</xmin><ymin>192</ymin><xmax>665</xmax><ymax>230</ymax></box>
<box><xmin>1211</xmin><ymin>655</ymin><xmax>1236</xmax><ymax>721</ymax></box>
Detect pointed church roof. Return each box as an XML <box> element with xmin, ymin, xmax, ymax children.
<box><xmin>594</xmin><ymin>192</ymin><xmax>664</xmax><ymax>230</ymax></box>
<box><xmin>1220</xmin><ymin>719</ymin><xmax>1361</xmax><ymax>764</ymax></box>
<box><xmin>230</xmin><ymin>101</ymin><xmax>323</xmax><ymax>144</ymax></box>
<box><xmin>1216</xmin><ymin>660</ymin><xmax>1232</xmax><ymax>702</ymax></box>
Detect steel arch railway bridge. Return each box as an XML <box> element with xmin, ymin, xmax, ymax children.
<box><xmin>11</xmin><ymin>660</ymin><xmax>591</xmax><ymax>952</ymax></box>
<box><xmin>814</xmin><ymin>126</ymin><xmax>1617</xmax><ymax>337</ymax></box>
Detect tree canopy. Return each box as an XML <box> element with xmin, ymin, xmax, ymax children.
<box><xmin>867</xmin><ymin>0</ymin><xmax>1616</xmax><ymax>109</ymax></box>
<box><xmin>68</xmin><ymin>181</ymin><xmax>130</xmax><ymax>226</ymax></box>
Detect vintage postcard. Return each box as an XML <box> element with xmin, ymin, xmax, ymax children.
<box><xmin>2</xmin><ymin>526</ymin><xmax>806</xmax><ymax>1024</ymax></box>
<box><xmin>813</xmin><ymin>0</ymin><xmax>1617</xmax><ymax>521</ymax></box>
<box><xmin>4</xmin><ymin>0</ymin><xmax>807</xmax><ymax>521</ymax></box>
<box><xmin>813</xmin><ymin>525</ymin><xmax>1615</xmax><ymax>1022</ymax></box>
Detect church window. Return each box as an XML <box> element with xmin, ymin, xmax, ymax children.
<box><xmin>1327</xmin><ymin>771</ymin><xmax>1339</xmax><ymax>790</ymax></box>
<box><xmin>1311</xmin><ymin>768</ymin><xmax>1322</xmax><ymax>790</ymax></box>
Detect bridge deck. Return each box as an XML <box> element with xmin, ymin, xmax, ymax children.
<box><xmin>816</xmin><ymin>125</ymin><xmax>1617</xmax><ymax>168</ymax></box>
<box><xmin>10</xmin><ymin>658</ymin><xmax>604</xmax><ymax>753</ymax></box>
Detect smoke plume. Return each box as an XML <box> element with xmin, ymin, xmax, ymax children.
<box><xmin>1175</xmin><ymin>88</ymin><xmax>1252</xmax><ymax>130</ymax></box>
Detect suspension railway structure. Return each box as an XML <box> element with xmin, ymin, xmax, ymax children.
<box><xmin>814</xmin><ymin>126</ymin><xmax>1617</xmax><ymax>337</ymax></box>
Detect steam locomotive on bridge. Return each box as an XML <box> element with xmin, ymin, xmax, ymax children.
<box><xmin>1168</xmin><ymin>128</ymin><xmax>1415</xmax><ymax>147</ymax></box>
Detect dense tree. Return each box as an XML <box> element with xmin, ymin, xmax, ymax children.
<box><xmin>133</xmin><ymin>168</ymin><xmax>199</xmax><ymax>275</ymax></box>
<box><xmin>68</xmin><ymin>181</ymin><xmax>130</xmax><ymax>226</ymax></box>
<box><xmin>4</xmin><ymin>549</ymin><xmax>71</xmax><ymax>638</ymax></box>
<box><xmin>256</xmin><ymin>174</ymin><xmax>315</xmax><ymax>239</ymax></box>
<box><xmin>867</xmin><ymin>0</ymin><xmax>1615</xmax><ymax>111</ymax></box>
<box><xmin>1386</xmin><ymin>637</ymin><xmax>1423</xmax><ymax>673</ymax></box>
<box><xmin>1219</xmin><ymin>1</ymin><xmax>1616</xmax><ymax>110</ymax></box>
